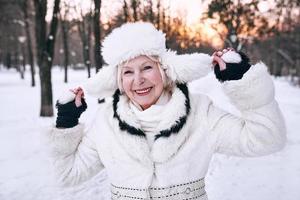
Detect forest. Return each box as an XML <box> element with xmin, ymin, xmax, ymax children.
<box><xmin>0</xmin><ymin>0</ymin><xmax>299</xmax><ymax>116</ymax></box>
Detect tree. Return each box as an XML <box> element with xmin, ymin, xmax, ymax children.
<box><xmin>93</xmin><ymin>0</ymin><xmax>103</xmax><ymax>72</ymax></box>
<box><xmin>19</xmin><ymin>0</ymin><xmax>35</xmax><ymax>86</ymax></box>
<box><xmin>205</xmin><ymin>0</ymin><xmax>269</xmax><ymax>50</ymax></box>
<box><xmin>59</xmin><ymin>1</ymin><xmax>71</xmax><ymax>83</ymax></box>
<box><xmin>273</xmin><ymin>0</ymin><xmax>300</xmax><ymax>83</ymax></box>
<box><xmin>122</xmin><ymin>0</ymin><xmax>129</xmax><ymax>22</ymax></box>
<box><xmin>17</xmin><ymin>36</ymin><xmax>26</xmax><ymax>79</ymax></box>
<box><xmin>33</xmin><ymin>0</ymin><xmax>61</xmax><ymax>116</ymax></box>
<box><xmin>0</xmin><ymin>0</ymin><xmax>24</xmax><ymax>70</ymax></box>
<box><xmin>76</xmin><ymin>8</ymin><xmax>93</xmax><ymax>78</ymax></box>
<box><xmin>142</xmin><ymin>0</ymin><xmax>154</xmax><ymax>23</ymax></box>
<box><xmin>156</xmin><ymin>0</ymin><xmax>161</xmax><ymax>29</ymax></box>
<box><xmin>131</xmin><ymin>0</ymin><xmax>139</xmax><ymax>22</ymax></box>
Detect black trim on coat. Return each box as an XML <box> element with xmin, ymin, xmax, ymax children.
<box><xmin>154</xmin><ymin>83</ymin><xmax>190</xmax><ymax>140</ymax></box>
<box><xmin>98</xmin><ymin>98</ymin><xmax>105</xmax><ymax>104</ymax></box>
<box><xmin>112</xmin><ymin>83</ymin><xmax>190</xmax><ymax>140</ymax></box>
<box><xmin>112</xmin><ymin>89</ymin><xmax>146</xmax><ymax>137</ymax></box>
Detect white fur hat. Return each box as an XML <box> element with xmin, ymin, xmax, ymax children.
<box><xmin>82</xmin><ymin>22</ymin><xmax>213</xmax><ymax>99</ymax></box>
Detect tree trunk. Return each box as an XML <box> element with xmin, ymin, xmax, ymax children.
<box><xmin>39</xmin><ymin>58</ymin><xmax>53</xmax><ymax>116</ymax></box>
<box><xmin>148</xmin><ymin>0</ymin><xmax>154</xmax><ymax>23</ymax></box>
<box><xmin>156</xmin><ymin>0</ymin><xmax>160</xmax><ymax>29</ymax></box>
<box><xmin>131</xmin><ymin>0</ymin><xmax>138</xmax><ymax>21</ymax></box>
<box><xmin>162</xmin><ymin>6</ymin><xmax>166</xmax><ymax>32</ymax></box>
<box><xmin>93</xmin><ymin>0</ymin><xmax>102</xmax><ymax>73</ymax></box>
<box><xmin>33</xmin><ymin>0</ymin><xmax>61</xmax><ymax>117</ymax></box>
<box><xmin>33</xmin><ymin>0</ymin><xmax>47</xmax><ymax>67</ymax></box>
<box><xmin>15</xmin><ymin>51</ymin><xmax>24</xmax><ymax>79</ymax></box>
<box><xmin>14</xmin><ymin>51</ymin><xmax>20</xmax><ymax>71</ymax></box>
<box><xmin>87</xmin><ymin>17</ymin><xmax>92</xmax><ymax>78</ymax></box>
<box><xmin>123</xmin><ymin>0</ymin><xmax>129</xmax><ymax>22</ymax></box>
<box><xmin>20</xmin><ymin>44</ymin><xmax>26</xmax><ymax>79</ymax></box>
<box><xmin>61</xmin><ymin>20</ymin><xmax>69</xmax><ymax>83</ymax></box>
<box><xmin>78</xmin><ymin>17</ymin><xmax>91</xmax><ymax>78</ymax></box>
<box><xmin>5</xmin><ymin>52</ymin><xmax>11</xmax><ymax>69</ymax></box>
<box><xmin>23</xmin><ymin>0</ymin><xmax>35</xmax><ymax>87</ymax></box>
<box><xmin>296</xmin><ymin>14</ymin><xmax>300</xmax><ymax>86</ymax></box>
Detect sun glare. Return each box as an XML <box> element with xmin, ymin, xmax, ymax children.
<box><xmin>258</xmin><ymin>1</ymin><xmax>270</xmax><ymax>13</ymax></box>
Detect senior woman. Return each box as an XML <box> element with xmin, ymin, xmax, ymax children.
<box><xmin>47</xmin><ymin>22</ymin><xmax>286</xmax><ymax>200</ymax></box>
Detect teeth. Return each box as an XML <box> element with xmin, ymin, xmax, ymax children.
<box><xmin>136</xmin><ymin>88</ymin><xmax>151</xmax><ymax>94</ymax></box>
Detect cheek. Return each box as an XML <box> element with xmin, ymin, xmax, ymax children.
<box><xmin>155</xmin><ymin>79</ymin><xmax>164</xmax><ymax>95</ymax></box>
<box><xmin>148</xmin><ymin>71</ymin><xmax>164</xmax><ymax>89</ymax></box>
<box><xmin>122</xmin><ymin>78</ymin><xmax>132</xmax><ymax>95</ymax></box>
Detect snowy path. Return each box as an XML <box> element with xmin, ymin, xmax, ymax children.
<box><xmin>0</xmin><ymin>68</ymin><xmax>299</xmax><ymax>200</ymax></box>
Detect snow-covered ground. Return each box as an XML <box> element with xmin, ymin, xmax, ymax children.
<box><xmin>0</xmin><ymin>67</ymin><xmax>299</xmax><ymax>200</ymax></box>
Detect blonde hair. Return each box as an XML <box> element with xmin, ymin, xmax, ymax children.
<box><xmin>117</xmin><ymin>55</ymin><xmax>174</xmax><ymax>93</ymax></box>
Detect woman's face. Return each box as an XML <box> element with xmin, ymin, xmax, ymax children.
<box><xmin>121</xmin><ymin>55</ymin><xmax>164</xmax><ymax>110</ymax></box>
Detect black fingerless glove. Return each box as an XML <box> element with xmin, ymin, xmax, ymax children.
<box><xmin>55</xmin><ymin>99</ymin><xmax>87</xmax><ymax>128</ymax></box>
<box><xmin>214</xmin><ymin>51</ymin><xmax>251</xmax><ymax>82</ymax></box>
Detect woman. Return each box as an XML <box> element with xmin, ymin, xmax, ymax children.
<box><xmin>47</xmin><ymin>22</ymin><xmax>286</xmax><ymax>200</ymax></box>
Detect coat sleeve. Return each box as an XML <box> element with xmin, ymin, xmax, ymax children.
<box><xmin>44</xmin><ymin>123</ymin><xmax>105</xmax><ymax>187</ymax></box>
<box><xmin>205</xmin><ymin>62</ymin><xmax>286</xmax><ymax>157</ymax></box>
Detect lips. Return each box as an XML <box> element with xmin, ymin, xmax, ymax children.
<box><xmin>135</xmin><ymin>87</ymin><xmax>152</xmax><ymax>95</ymax></box>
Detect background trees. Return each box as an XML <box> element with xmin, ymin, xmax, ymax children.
<box><xmin>0</xmin><ymin>0</ymin><xmax>299</xmax><ymax>117</ymax></box>
<box><xmin>76</xmin><ymin>7</ymin><xmax>93</xmax><ymax>78</ymax></box>
<box><xmin>93</xmin><ymin>0</ymin><xmax>103</xmax><ymax>72</ymax></box>
<box><xmin>205</xmin><ymin>0</ymin><xmax>270</xmax><ymax>50</ymax></box>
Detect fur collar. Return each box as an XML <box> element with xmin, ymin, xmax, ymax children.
<box><xmin>111</xmin><ymin>84</ymin><xmax>193</xmax><ymax>164</ymax></box>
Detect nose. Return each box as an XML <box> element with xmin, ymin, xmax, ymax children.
<box><xmin>133</xmin><ymin>73</ymin><xmax>145</xmax><ymax>85</ymax></box>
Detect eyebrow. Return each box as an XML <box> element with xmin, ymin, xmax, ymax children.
<box><xmin>122</xmin><ymin>61</ymin><xmax>154</xmax><ymax>69</ymax></box>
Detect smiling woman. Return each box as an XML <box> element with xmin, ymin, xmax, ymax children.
<box><xmin>45</xmin><ymin>22</ymin><xmax>286</xmax><ymax>200</ymax></box>
<box><xmin>119</xmin><ymin>55</ymin><xmax>165</xmax><ymax>110</ymax></box>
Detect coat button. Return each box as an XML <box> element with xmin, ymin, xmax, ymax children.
<box><xmin>185</xmin><ymin>187</ymin><xmax>192</xmax><ymax>195</ymax></box>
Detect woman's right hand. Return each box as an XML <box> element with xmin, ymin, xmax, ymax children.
<box><xmin>56</xmin><ymin>87</ymin><xmax>87</xmax><ymax>128</ymax></box>
<box><xmin>212</xmin><ymin>48</ymin><xmax>235</xmax><ymax>71</ymax></box>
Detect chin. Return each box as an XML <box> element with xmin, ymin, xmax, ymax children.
<box><xmin>133</xmin><ymin>94</ymin><xmax>157</xmax><ymax>108</ymax></box>
<box><xmin>137</xmin><ymin>100</ymin><xmax>154</xmax><ymax>109</ymax></box>
<box><xmin>129</xmin><ymin>89</ymin><xmax>162</xmax><ymax>109</ymax></box>
<box><xmin>137</xmin><ymin>95</ymin><xmax>159</xmax><ymax>108</ymax></box>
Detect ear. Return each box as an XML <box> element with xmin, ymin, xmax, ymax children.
<box><xmin>161</xmin><ymin>50</ymin><xmax>213</xmax><ymax>83</ymax></box>
<box><xmin>81</xmin><ymin>65</ymin><xmax>118</xmax><ymax>99</ymax></box>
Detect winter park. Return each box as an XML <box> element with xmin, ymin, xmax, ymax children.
<box><xmin>0</xmin><ymin>0</ymin><xmax>300</xmax><ymax>200</ymax></box>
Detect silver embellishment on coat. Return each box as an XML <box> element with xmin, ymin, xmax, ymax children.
<box><xmin>111</xmin><ymin>177</ymin><xmax>207</xmax><ymax>200</ymax></box>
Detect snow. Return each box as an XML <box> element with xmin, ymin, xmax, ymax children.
<box><xmin>0</xmin><ymin>67</ymin><xmax>299</xmax><ymax>200</ymax></box>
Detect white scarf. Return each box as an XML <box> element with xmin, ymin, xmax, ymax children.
<box><xmin>129</xmin><ymin>91</ymin><xmax>171</xmax><ymax>148</ymax></box>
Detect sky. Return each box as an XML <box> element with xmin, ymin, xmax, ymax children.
<box><xmin>47</xmin><ymin>0</ymin><xmax>209</xmax><ymax>25</ymax></box>
<box><xmin>45</xmin><ymin>0</ymin><xmax>273</xmax><ymax>47</ymax></box>
<box><xmin>47</xmin><ymin>0</ymin><xmax>272</xmax><ymax>24</ymax></box>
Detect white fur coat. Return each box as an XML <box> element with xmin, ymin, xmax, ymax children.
<box><xmin>45</xmin><ymin>62</ymin><xmax>286</xmax><ymax>199</ymax></box>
